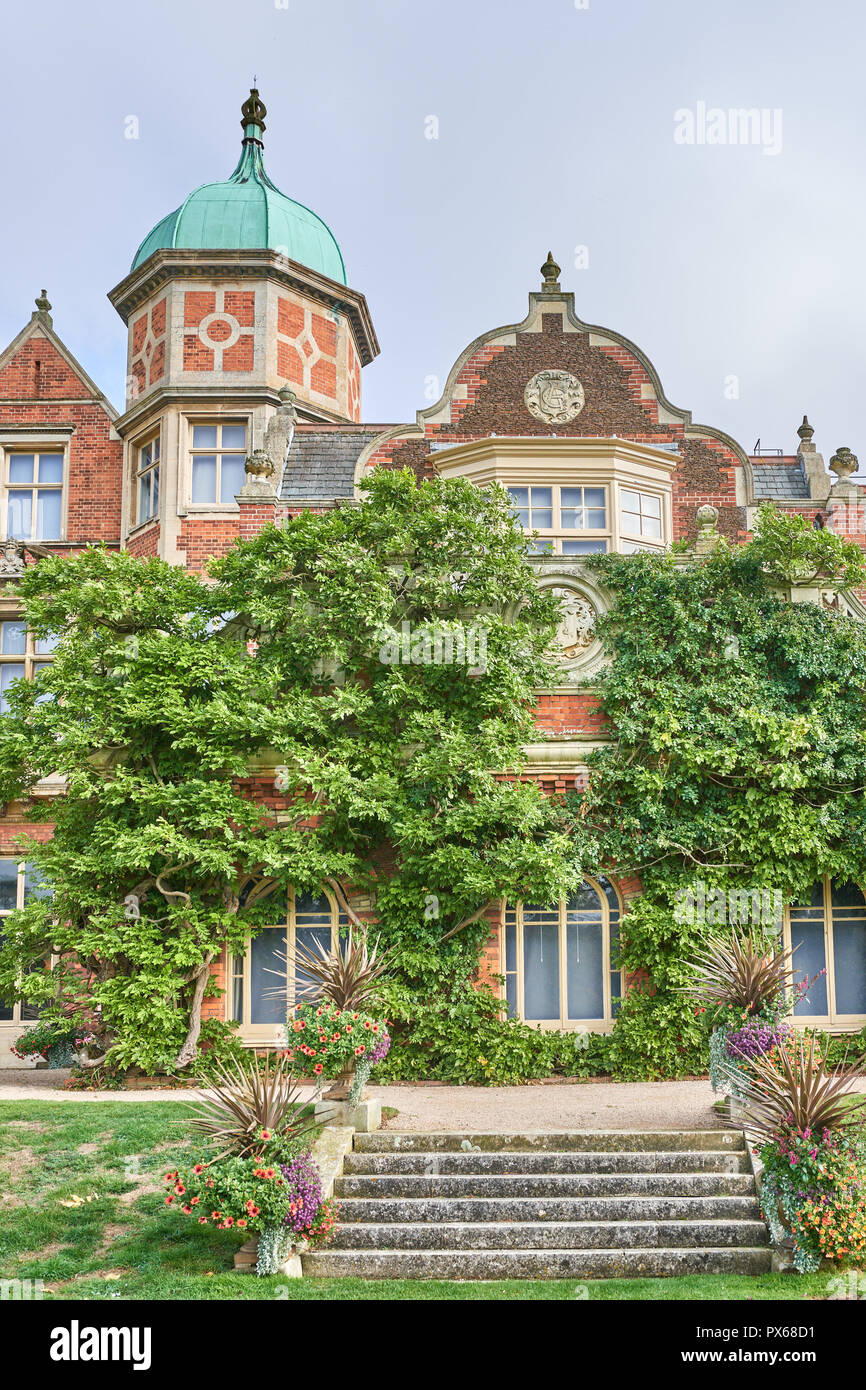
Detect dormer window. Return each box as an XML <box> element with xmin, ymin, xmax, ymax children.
<box><xmin>136</xmin><ymin>435</ymin><xmax>160</xmax><ymax>525</ymax></box>
<box><xmin>190</xmin><ymin>422</ymin><xmax>247</xmax><ymax>505</ymax></box>
<box><xmin>4</xmin><ymin>452</ymin><xmax>63</xmax><ymax>541</ymax></box>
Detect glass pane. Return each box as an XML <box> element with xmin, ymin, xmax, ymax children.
<box><xmin>152</xmin><ymin>465</ymin><xmax>159</xmax><ymax>513</ymax></box>
<box><xmin>585</xmin><ymin>509</ymin><xmax>607</xmax><ymax>529</ymax></box>
<box><xmin>231</xmin><ymin>964</ymin><xmax>243</xmax><ymax>1022</ymax></box>
<box><xmin>34</xmin><ymin>632</ymin><xmax>58</xmax><ymax>655</ymax></box>
<box><xmin>642</xmin><ymin>515</ymin><xmax>661</xmax><ymax>539</ymax></box>
<box><xmin>37</xmin><ymin>455</ymin><xmax>63</xmax><ymax>484</ymax></box>
<box><xmin>584</xmin><ymin>488</ymin><xmax>605</xmax><ymax>508</ymax></box>
<box><xmin>192</xmin><ymin>425</ymin><xmax>217</xmax><ymax>448</ymax></box>
<box><xmin>0</xmin><ymin>860</ymin><xmax>18</xmax><ymax>911</ymax></box>
<box><xmin>833</xmin><ymin>916</ymin><xmax>866</xmax><ymax>1014</ymax></box>
<box><xmin>0</xmin><ymin>937</ymin><xmax>10</xmax><ymax>1017</ymax></box>
<box><xmin>250</xmin><ymin>927</ymin><xmax>288</xmax><ymax>1024</ymax></box>
<box><xmin>565</xmin><ymin>914</ymin><xmax>604</xmax><ymax>1020</ymax></box>
<box><xmin>0</xmin><ymin>663</ymin><xmax>25</xmax><ymax>712</ymax></box>
<box><xmin>505</xmin><ymin>918</ymin><xmax>517</xmax><ymax>1019</ymax></box>
<box><xmin>642</xmin><ymin>494</ymin><xmax>661</xmax><ymax>518</ymax></box>
<box><xmin>191</xmin><ymin>457</ymin><xmax>217</xmax><ymax>504</ymax></box>
<box><xmin>621</xmin><ymin>489</ymin><xmax>639</xmax><ymax>511</ymax></box>
<box><xmin>789</xmin><ymin>910</ymin><xmax>828</xmax><ymax>1016</ymax></box>
<box><xmin>562</xmin><ymin>540</ymin><xmax>606</xmax><ymax>554</ymax></box>
<box><xmin>522</xmin><ymin>908</ymin><xmax>560</xmax><ymax>1020</ymax></box>
<box><xmin>138</xmin><ymin>474</ymin><xmax>149</xmax><ymax>524</ymax></box>
<box><xmin>24</xmin><ymin>863</ymin><xmax>50</xmax><ymax>901</ymax></box>
<box><xmin>831</xmin><ymin>880</ymin><xmax>865</xmax><ymax>908</ymax></box>
<box><xmin>219</xmin><ymin>456</ymin><xmax>246</xmax><ymax>503</ymax></box>
<box><xmin>8</xmin><ymin>456</ymin><xmax>34</xmax><ymax>485</ymax></box>
<box><xmin>221</xmin><ymin>425</ymin><xmax>247</xmax><ymax>449</ymax></box>
<box><xmin>295</xmin><ymin>924</ymin><xmax>332</xmax><ymax>1001</ymax></box>
<box><xmin>1</xmin><ymin>622</ymin><xmax>26</xmax><ymax>655</ymax></box>
<box><xmin>36</xmin><ymin>490</ymin><xmax>61</xmax><ymax>540</ymax></box>
<box><xmin>7</xmin><ymin>491</ymin><xmax>32</xmax><ymax>540</ymax></box>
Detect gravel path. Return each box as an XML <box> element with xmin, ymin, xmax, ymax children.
<box><xmin>3</xmin><ymin>1071</ymin><xmax>864</xmax><ymax>1132</ymax></box>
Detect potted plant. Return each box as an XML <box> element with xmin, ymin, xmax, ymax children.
<box><xmin>285</xmin><ymin>928</ymin><xmax>392</xmax><ymax>1103</ymax></box>
<box><xmin>11</xmin><ymin>1018</ymin><xmax>99</xmax><ymax>1069</ymax></box>
<box><xmin>682</xmin><ymin>930</ymin><xmax>801</xmax><ymax>1105</ymax></box>
<box><xmin>166</xmin><ymin>1052</ymin><xmax>338</xmax><ymax>1275</ymax></box>
<box><xmin>733</xmin><ymin>1035</ymin><xmax>866</xmax><ymax>1272</ymax></box>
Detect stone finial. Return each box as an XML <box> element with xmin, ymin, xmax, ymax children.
<box><xmin>797</xmin><ymin>414</ymin><xmax>814</xmax><ymax>446</ymax></box>
<box><xmin>830</xmin><ymin>446</ymin><xmax>858</xmax><ymax>480</ymax></box>
<box><xmin>33</xmin><ymin>289</ymin><xmax>52</xmax><ymax>326</ymax></box>
<box><xmin>241</xmin><ymin>448</ymin><xmax>278</xmax><ymax>497</ymax></box>
<box><xmin>694</xmin><ymin>503</ymin><xmax>720</xmax><ymax>555</ymax></box>
<box><xmin>540</xmin><ymin>251</ymin><xmax>561</xmax><ymax>294</ymax></box>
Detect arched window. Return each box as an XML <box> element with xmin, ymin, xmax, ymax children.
<box><xmin>786</xmin><ymin>878</ymin><xmax>866</xmax><ymax>1027</ymax></box>
<box><xmin>230</xmin><ymin>890</ymin><xmax>347</xmax><ymax>1042</ymax></box>
<box><xmin>502</xmin><ymin>877</ymin><xmax>623</xmax><ymax>1031</ymax></box>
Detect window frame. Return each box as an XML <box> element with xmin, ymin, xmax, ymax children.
<box><xmin>619</xmin><ymin>484</ymin><xmax>664</xmax><ymax>547</ymax></box>
<box><xmin>0</xmin><ymin>617</ymin><xmax>56</xmax><ymax>714</ymax></box>
<box><xmin>784</xmin><ymin>875</ymin><xmax>866</xmax><ymax>1030</ymax></box>
<box><xmin>229</xmin><ymin>889</ymin><xmax>347</xmax><ymax>1044</ymax></box>
<box><xmin>0</xmin><ymin>859</ymin><xmax>46</xmax><ymax>1029</ymax></box>
<box><xmin>2</xmin><ymin>448</ymin><xmax>66</xmax><ymax>543</ymax></box>
<box><xmin>508</xmin><ymin>483</ymin><xmax>611</xmax><ymax>555</ymax></box>
<box><xmin>135</xmin><ymin>432</ymin><xmax>161</xmax><ymax>527</ymax></box>
<box><xmin>188</xmin><ymin>419</ymin><xmax>249</xmax><ymax>509</ymax></box>
<box><xmin>501</xmin><ymin>877</ymin><xmax>624</xmax><ymax>1032</ymax></box>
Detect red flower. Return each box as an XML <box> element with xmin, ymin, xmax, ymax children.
<box><xmin>193</xmin><ymin>1164</ymin><xmax>204</xmax><ymax>1174</ymax></box>
<box><xmin>198</xmin><ymin>1216</ymin><xmax>208</xmax><ymax>1225</ymax></box>
<box><xmin>211</xmin><ymin>1211</ymin><xmax>222</xmax><ymax>1220</ymax></box>
<box><xmin>355</xmin><ymin>1045</ymin><xmax>366</xmax><ymax>1056</ymax></box>
<box><xmin>237</xmin><ymin>1218</ymin><xmax>247</xmax><ymax>1228</ymax></box>
<box><xmin>314</xmin><ymin>1063</ymin><xmax>323</xmax><ymax>1075</ymax></box>
<box><xmin>165</xmin><ymin>1195</ymin><xmax>174</xmax><ymax>1205</ymax></box>
<box><xmin>174</xmin><ymin>1182</ymin><xmax>186</xmax><ymax>1195</ymax></box>
<box><xmin>190</xmin><ymin>1197</ymin><xmax>199</xmax><ymax>1205</ymax></box>
<box><xmin>182</xmin><ymin>1204</ymin><xmax>192</xmax><ymax>1215</ymax></box>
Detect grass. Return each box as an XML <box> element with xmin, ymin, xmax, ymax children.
<box><xmin>0</xmin><ymin>1100</ymin><xmax>857</xmax><ymax>1302</ymax></box>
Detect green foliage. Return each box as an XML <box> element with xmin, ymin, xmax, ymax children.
<box><xmin>0</xmin><ymin>470</ymin><xmax>578</xmax><ymax>1075</ymax></box>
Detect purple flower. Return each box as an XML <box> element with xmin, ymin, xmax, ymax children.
<box><xmin>280</xmin><ymin>1151</ymin><xmax>323</xmax><ymax>1235</ymax></box>
<box><xmin>726</xmin><ymin>1018</ymin><xmax>789</xmax><ymax>1060</ymax></box>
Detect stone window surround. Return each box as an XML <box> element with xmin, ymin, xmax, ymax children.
<box><xmin>0</xmin><ymin>430</ymin><xmax>72</xmax><ymax>545</ymax></box>
<box><xmin>424</xmin><ymin>436</ymin><xmax>675</xmax><ymax>556</ymax></box>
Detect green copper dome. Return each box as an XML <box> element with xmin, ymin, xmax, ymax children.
<box><xmin>130</xmin><ymin>89</ymin><xmax>346</xmax><ymax>284</ymax></box>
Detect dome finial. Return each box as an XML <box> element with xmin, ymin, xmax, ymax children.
<box><xmin>540</xmin><ymin>251</ymin><xmax>561</xmax><ymax>293</ymax></box>
<box><xmin>240</xmin><ymin>87</ymin><xmax>267</xmax><ymax>145</ymax></box>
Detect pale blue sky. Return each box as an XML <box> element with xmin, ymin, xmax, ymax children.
<box><xmin>1</xmin><ymin>0</ymin><xmax>864</xmax><ymax>465</ymax></box>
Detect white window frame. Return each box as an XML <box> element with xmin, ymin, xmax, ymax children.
<box><xmin>1</xmin><ymin>448</ymin><xmax>66</xmax><ymax>543</ymax></box>
<box><xmin>619</xmin><ymin>485</ymin><xmax>664</xmax><ymax>548</ymax></box>
<box><xmin>785</xmin><ymin>876</ymin><xmax>866</xmax><ymax>1030</ymax></box>
<box><xmin>188</xmin><ymin>419</ymin><xmax>249</xmax><ymax>509</ymax></box>
<box><xmin>508</xmin><ymin>484</ymin><xmax>611</xmax><ymax>555</ymax></box>
<box><xmin>135</xmin><ymin>432</ymin><xmax>161</xmax><ymax>527</ymax></box>
<box><xmin>501</xmin><ymin>877</ymin><xmax>624</xmax><ymax>1032</ymax></box>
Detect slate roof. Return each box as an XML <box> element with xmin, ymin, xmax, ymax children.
<box><xmin>751</xmin><ymin>458</ymin><xmax>809</xmax><ymax>499</ymax></box>
<box><xmin>280</xmin><ymin>428</ymin><xmax>393</xmax><ymax>501</ymax></box>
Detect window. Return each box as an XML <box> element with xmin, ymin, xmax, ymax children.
<box><xmin>0</xmin><ymin>859</ymin><xmax>48</xmax><ymax>1026</ymax></box>
<box><xmin>620</xmin><ymin>488</ymin><xmax>662</xmax><ymax>542</ymax></box>
<box><xmin>508</xmin><ymin>485</ymin><xmax>608</xmax><ymax>555</ymax></box>
<box><xmin>5</xmin><ymin>452</ymin><xmax>63</xmax><ymax>541</ymax></box>
<box><xmin>230</xmin><ymin>891</ymin><xmax>349</xmax><ymax>1039</ymax></box>
<box><xmin>136</xmin><ymin>435</ymin><xmax>160</xmax><ymax>525</ymax></box>
<box><xmin>786</xmin><ymin>878</ymin><xmax>866</xmax><ymax>1026</ymax></box>
<box><xmin>190</xmin><ymin>422</ymin><xmax>247</xmax><ymax>505</ymax></box>
<box><xmin>0</xmin><ymin>621</ymin><xmax>57</xmax><ymax>713</ymax></box>
<box><xmin>503</xmin><ymin>877</ymin><xmax>622</xmax><ymax>1030</ymax></box>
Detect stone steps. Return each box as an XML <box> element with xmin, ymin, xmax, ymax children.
<box><xmin>302</xmin><ymin>1129</ymin><xmax>771</xmax><ymax>1280</ymax></box>
<box><xmin>334</xmin><ymin>1172</ymin><xmax>755</xmax><ymax>1199</ymax></box>
<box><xmin>343</xmin><ymin>1150</ymin><xmax>749</xmax><ymax>1176</ymax></box>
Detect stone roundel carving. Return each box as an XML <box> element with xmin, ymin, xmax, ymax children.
<box><xmin>524</xmin><ymin>369</ymin><xmax>585</xmax><ymax>424</ymax></box>
<box><xmin>550</xmin><ymin>586</ymin><xmax>597</xmax><ymax>659</ymax></box>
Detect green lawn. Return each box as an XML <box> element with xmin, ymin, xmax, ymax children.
<box><xmin>0</xmin><ymin>1100</ymin><xmax>850</xmax><ymax>1302</ymax></box>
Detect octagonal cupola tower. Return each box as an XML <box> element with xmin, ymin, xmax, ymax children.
<box><xmin>109</xmin><ymin>89</ymin><xmax>377</xmax><ymax>428</ymax></box>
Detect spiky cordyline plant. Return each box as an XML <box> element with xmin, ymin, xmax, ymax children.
<box><xmin>731</xmin><ymin>1033</ymin><xmax>866</xmax><ymax>1140</ymax></box>
<box><xmin>290</xmin><ymin>929</ymin><xmax>392</xmax><ymax>1012</ymax></box>
<box><xmin>681</xmin><ymin>930</ymin><xmax>798</xmax><ymax>1014</ymax></box>
<box><xmin>185</xmin><ymin>1051</ymin><xmax>318</xmax><ymax>1162</ymax></box>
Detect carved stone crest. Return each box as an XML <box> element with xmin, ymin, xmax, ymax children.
<box><xmin>0</xmin><ymin>539</ymin><xmax>26</xmax><ymax>578</ymax></box>
<box><xmin>524</xmin><ymin>369</ymin><xmax>585</xmax><ymax>424</ymax></box>
<box><xmin>550</xmin><ymin>586</ymin><xmax>597</xmax><ymax>658</ymax></box>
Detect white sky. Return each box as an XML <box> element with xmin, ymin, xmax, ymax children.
<box><xmin>1</xmin><ymin>0</ymin><xmax>864</xmax><ymax>468</ymax></box>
